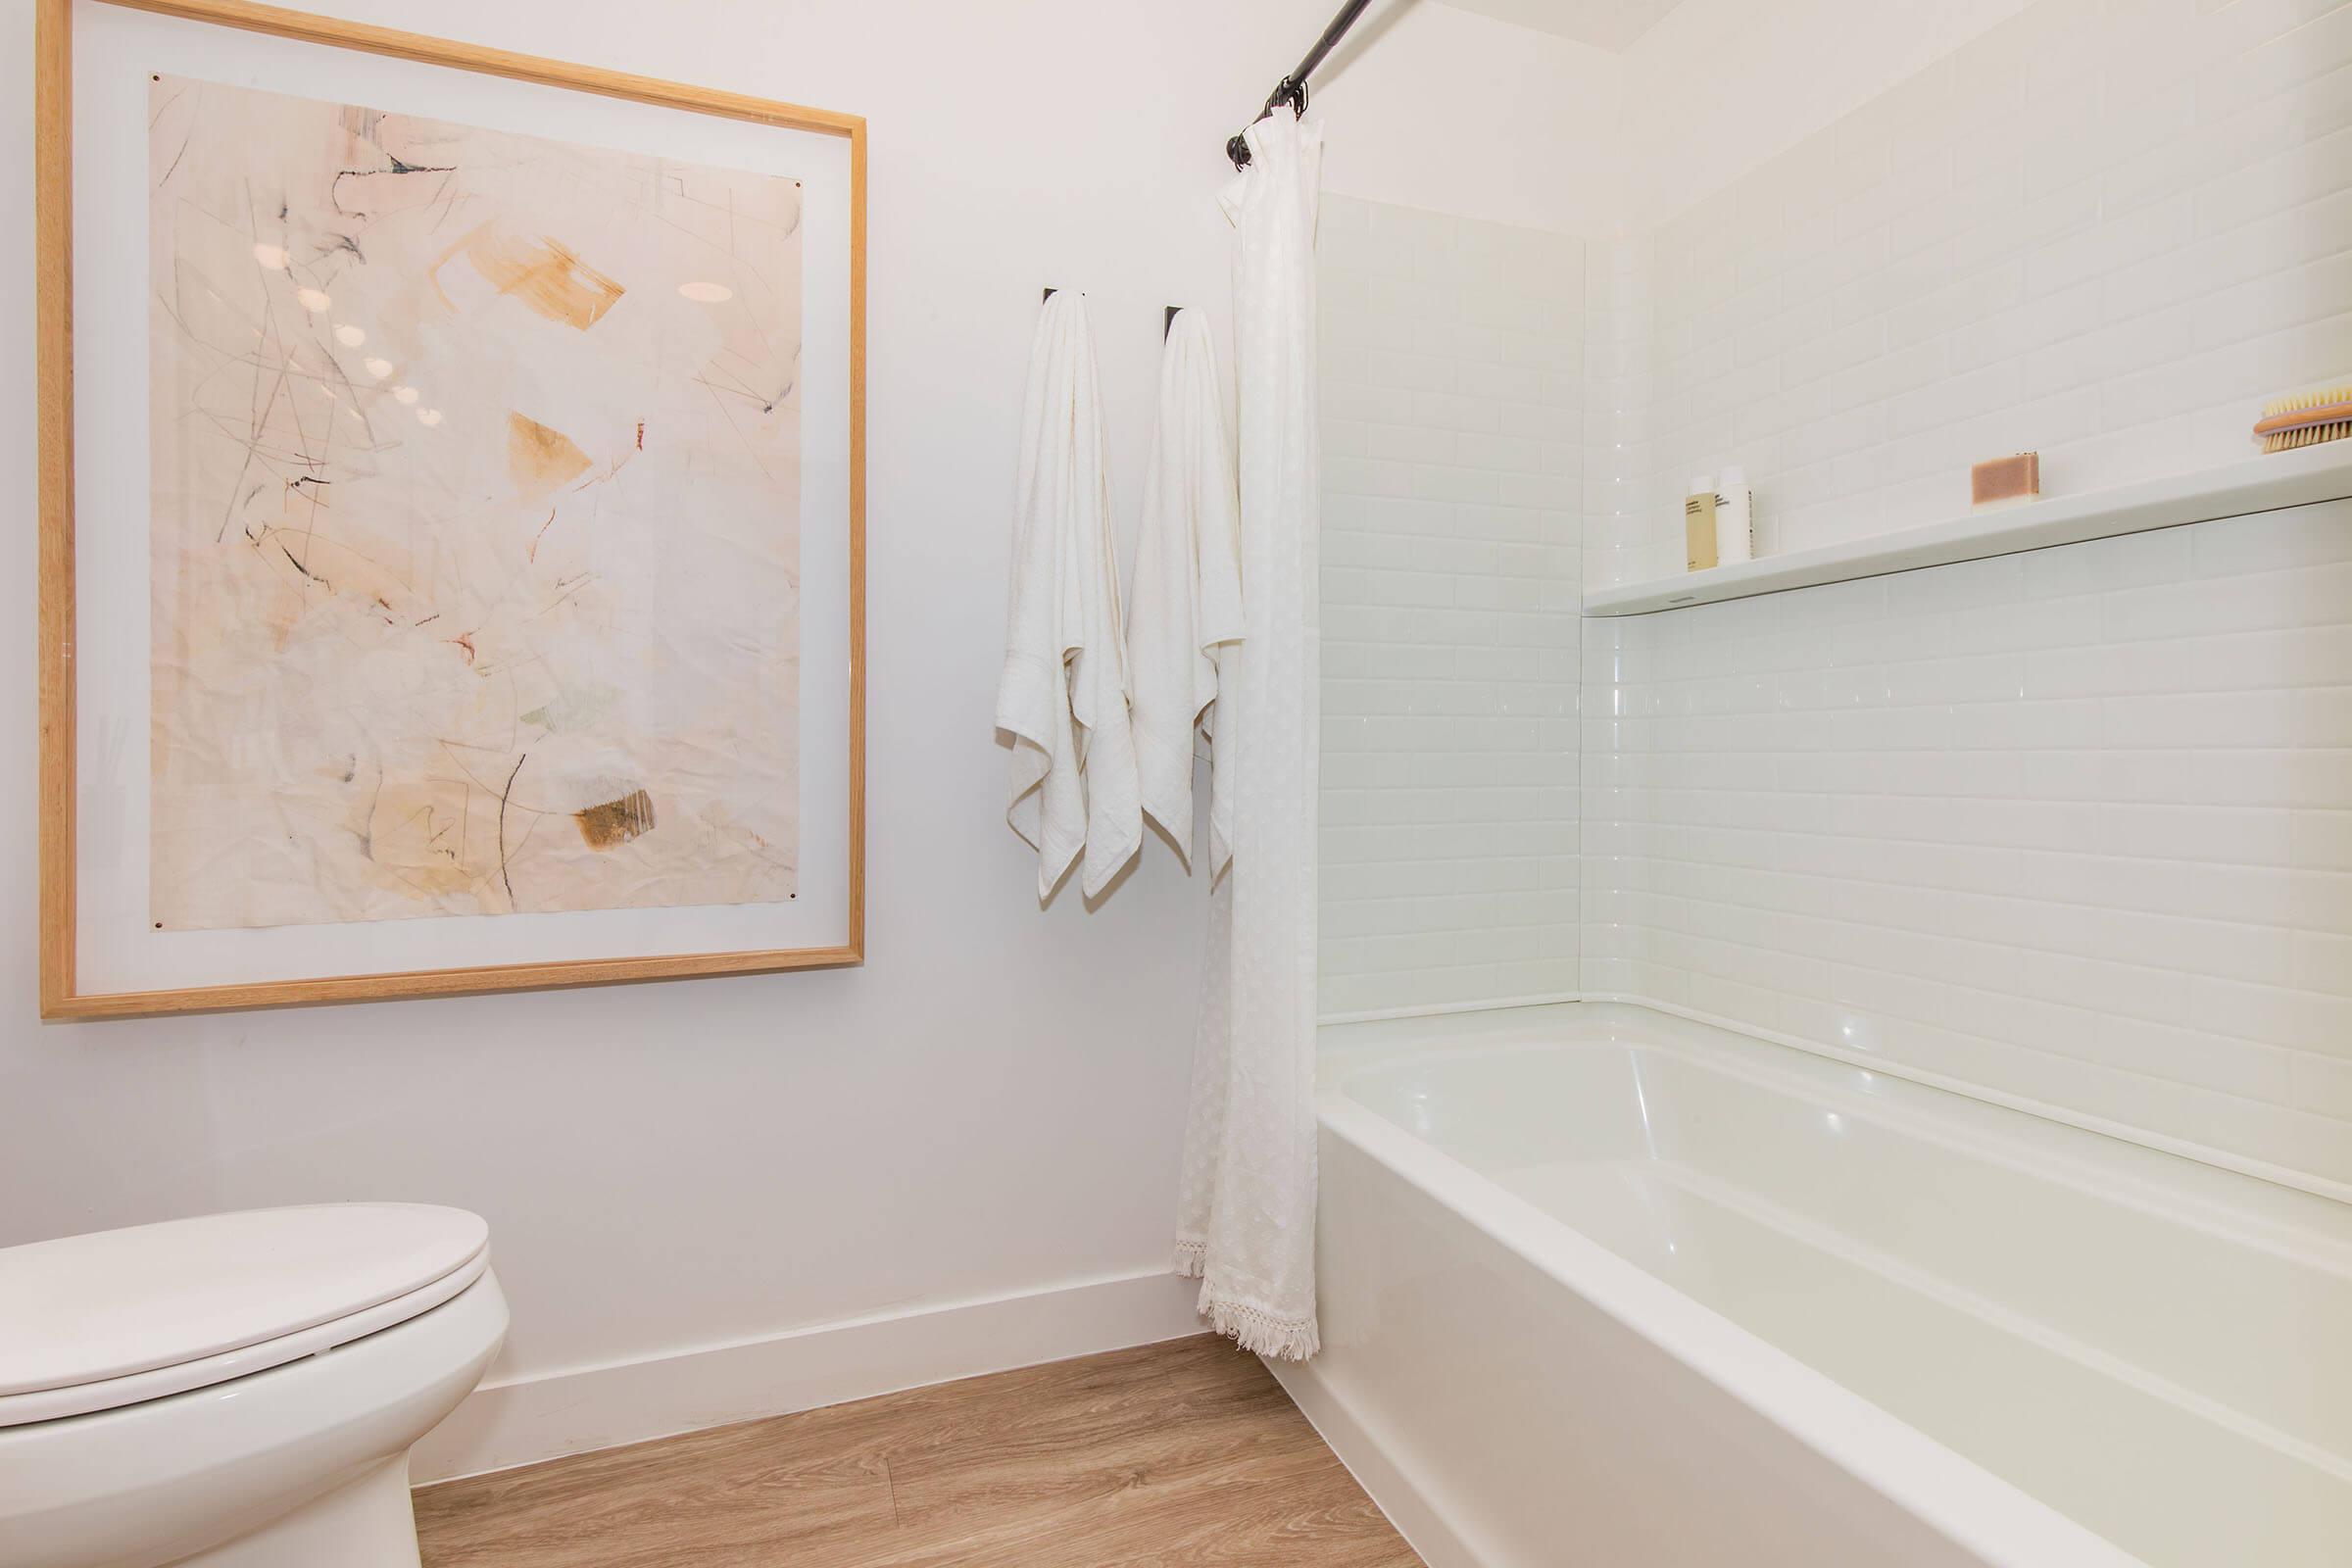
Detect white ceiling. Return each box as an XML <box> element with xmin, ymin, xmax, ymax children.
<box><xmin>1434</xmin><ymin>0</ymin><xmax>1689</xmax><ymax>52</ymax></box>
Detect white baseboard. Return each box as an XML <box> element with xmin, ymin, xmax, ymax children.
<box><xmin>413</xmin><ymin>1269</ymin><xmax>1206</xmax><ymax>1484</ymax></box>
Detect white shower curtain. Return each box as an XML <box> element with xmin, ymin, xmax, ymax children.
<box><xmin>1173</xmin><ymin>110</ymin><xmax>1323</xmax><ymax>1361</ymax></box>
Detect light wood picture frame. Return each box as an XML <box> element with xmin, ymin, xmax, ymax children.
<box><xmin>36</xmin><ymin>0</ymin><xmax>866</xmax><ymax>1017</ymax></box>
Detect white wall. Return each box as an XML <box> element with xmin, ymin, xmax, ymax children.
<box><xmin>1319</xmin><ymin>195</ymin><xmax>1586</xmax><ymax>1017</ymax></box>
<box><xmin>1322</xmin><ymin>2</ymin><xmax>1628</xmax><ymax>234</ymax></box>
<box><xmin>0</xmin><ymin>0</ymin><xmax>1607</xmax><ymax>1458</ymax></box>
<box><xmin>1584</xmin><ymin>500</ymin><xmax>2352</xmax><ymax>1195</ymax></box>
<box><xmin>1304</xmin><ymin>5</ymin><xmax>1618</xmax><ymax>1023</ymax></box>
<box><xmin>1336</xmin><ymin>0</ymin><xmax>2352</xmax><ymax>1036</ymax></box>
<box><xmin>1616</xmin><ymin>0</ymin><xmax>2037</xmax><ymax>226</ymax></box>
<box><xmin>1590</xmin><ymin>0</ymin><xmax>2352</xmax><ymax>588</ymax></box>
<box><xmin>1574</xmin><ymin>0</ymin><xmax>2352</xmax><ymax>1199</ymax></box>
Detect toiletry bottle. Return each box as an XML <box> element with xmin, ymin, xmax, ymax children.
<box><xmin>1685</xmin><ymin>476</ymin><xmax>1719</xmax><ymax>572</ymax></box>
<box><xmin>1715</xmin><ymin>466</ymin><xmax>1753</xmax><ymax>564</ymax></box>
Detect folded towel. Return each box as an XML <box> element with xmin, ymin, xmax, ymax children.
<box><xmin>995</xmin><ymin>292</ymin><xmax>1141</xmax><ymax>899</ymax></box>
<box><xmin>1127</xmin><ymin>308</ymin><xmax>1245</xmax><ymax>874</ymax></box>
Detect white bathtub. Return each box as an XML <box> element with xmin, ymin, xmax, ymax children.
<box><xmin>1274</xmin><ymin>1003</ymin><xmax>2352</xmax><ymax>1568</ymax></box>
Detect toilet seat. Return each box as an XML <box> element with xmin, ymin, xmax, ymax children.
<box><xmin>0</xmin><ymin>1204</ymin><xmax>490</xmax><ymax>1428</ymax></box>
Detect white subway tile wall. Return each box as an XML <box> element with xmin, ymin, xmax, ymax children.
<box><xmin>1587</xmin><ymin>0</ymin><xmax>2352</xmax><ymax>591</ymax></box>
<box><xmin>1318</xmin><ymin>195</ymin><xmax>1586</xmax><ymax>1016</ymax></box>
<box><xmin>1583</xmin><ymin>499</ymin><xmax>2352</xmax><ymax>1190</ymax></box>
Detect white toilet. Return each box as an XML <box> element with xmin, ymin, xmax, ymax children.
<box><xmin>0</xmin><ymin>1204</ymin><xmax>508</xmax><ymax>1568</ymax></box>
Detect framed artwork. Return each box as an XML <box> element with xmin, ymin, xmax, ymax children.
<box><xmin>36</xmin><ymin>0</ymin><xmax>865</xmax><ymax>1016</ymax></box>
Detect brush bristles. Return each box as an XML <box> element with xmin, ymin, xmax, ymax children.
<box><xmin>2261</xmin><ymin>386</ymin><xmax>2352</xmax><ymax>417</ymax></box>
<box><xmin>2263</xmin><ymin>419</ymin><xmax>2352</xmax><ymax>453</ymax></box>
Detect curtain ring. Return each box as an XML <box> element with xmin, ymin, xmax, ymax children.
<box><xmin>1231</xmin><ymin>76</ymin><xmax>1309</xmax><ymax>170</ymax></box>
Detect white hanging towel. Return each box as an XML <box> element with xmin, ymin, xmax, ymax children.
<box><xmin>995</xmin><ymin>292</ymin><xmax>1142</xmax><ymax>899</ymax></box>
<box><xmin>1127</xmin><ymin>308</ymin><xmax>1245</xmax><ymax>873</ymax></box>
<box><xmin>1173</xmin><ymin>111</ymin><xmax>1323</xmax><ymax>1361</ymax></box>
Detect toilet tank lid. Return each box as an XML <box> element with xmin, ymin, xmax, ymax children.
<box><xmin>0</xmin><ymin>1204</ymin><xmax>490</xmax><ymax>1396</ymax></box>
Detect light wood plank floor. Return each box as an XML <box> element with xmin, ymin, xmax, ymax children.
<box><xmin>414</xmin><ymin>1335</ymin><xmax>1422</xmax><ymax>1567</ymax></box>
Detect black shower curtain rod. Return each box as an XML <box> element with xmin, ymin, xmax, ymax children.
<box><xmin>1226</xmin><ymin>0</ymin><xmax>1376</xmax><ymax>170</ymax></box>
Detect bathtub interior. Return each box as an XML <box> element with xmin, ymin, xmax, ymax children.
<box><xmin>1332</xmin><ymin>1004</ymin><xmax>2352</xmax><ymax>1568</ymax></box>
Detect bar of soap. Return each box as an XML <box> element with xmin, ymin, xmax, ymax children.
<box><xmin>1971</xmin><ymin>452</ymin><xmax>2040</xmax><ymax>507</ymax></box>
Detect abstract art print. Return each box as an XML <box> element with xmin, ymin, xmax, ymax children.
<box><xmin>146</xmin><ymin>75</ymin><xmax>803</xmax><ymax>929</ymax></box>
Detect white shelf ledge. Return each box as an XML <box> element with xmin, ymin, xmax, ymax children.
<box><xmin>1581</xmin><ymin>445</ymin><xmax>2352</xmax><ymax>616</ymax></box>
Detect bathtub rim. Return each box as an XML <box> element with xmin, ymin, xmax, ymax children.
<box><xmin>1322</xmin><ymin>993</ymin><xmax>2352</xmax><ymax>1211</ymax></box>
<box><xmin>1327</xmin><ymin>1003</ymin><xmax>2352</xmax><ymax>1273</ymax></box>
